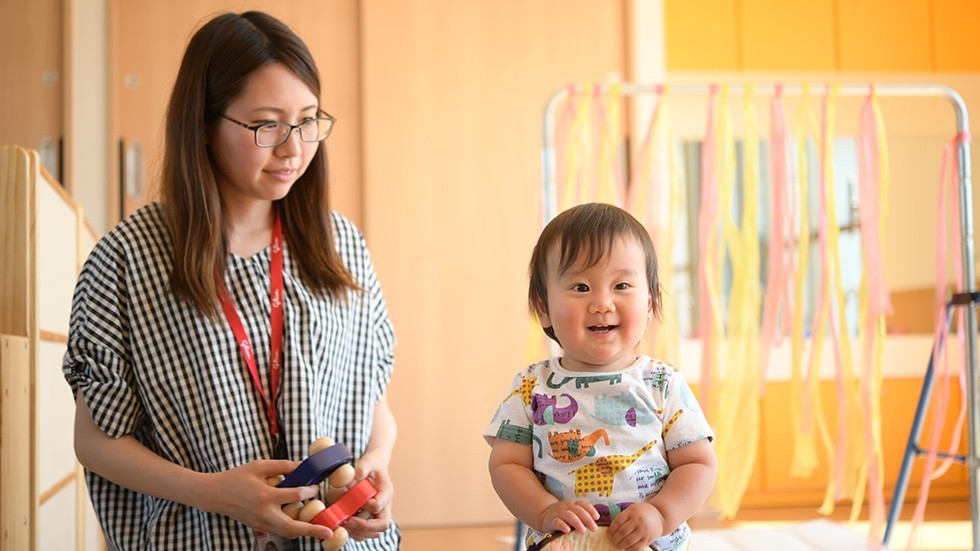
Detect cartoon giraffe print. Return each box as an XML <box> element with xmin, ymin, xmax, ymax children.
<box><xmin>663</xmin><ymin>409</ymin><xmax>683</xmax><ymax>438</ymax></box>
<box><xmin>568</xmin><ymin>440</ymin><xmax>658</xmax><ymax>497</ymax></box>
<box><xmin>503</xmin><ymin>374</ymin><xmax>537</xmax><ymax>406</ymax></box>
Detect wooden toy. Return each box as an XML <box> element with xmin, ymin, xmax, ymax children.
<box><xmin>271</xmin><ymin>438</ymin><xmax>379</xmax><ymax>550</ymax></box>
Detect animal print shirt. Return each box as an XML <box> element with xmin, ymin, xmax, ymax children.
<box><xmin>484</xmin><ymin>355</ymin><xmax>714</xmax><ymax>551</ymax></box>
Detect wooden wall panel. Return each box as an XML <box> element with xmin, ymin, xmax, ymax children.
<box><xmin>0</xmin><ymin>0</ymin><xmax>63</xmax><ymax>173</ymax></box>
<box><xmin>739</xmin><ymin>0</ymin><xmax>835</xmax><ymax>71</ymax></box>
<box><xmin>664</xmin><ymin>0</ymin><xmax>980</xmax><ymax>72</ymax></box>
<box><xmin>664</xmin><ymin>0</ymin><xmax>738</xmax><ymax>70</ymax></box>
<box><xmin>833</xmin><ymin>0</ymin><xmax>932</xmax><ymax>71</ymax></box>
<box><xmin>933</xmin><ymin>0</ymin><xmax>980</xmax><ymax>71</ymax></box>
<box><xmin>361</xmin><ymin>0</ymin><xmax>627</xmax><ymax>527</ymax></box>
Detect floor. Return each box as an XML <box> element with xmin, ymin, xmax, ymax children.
<box><xmin>399</xmin><ymin>500</ymin><xmax>974</xmax><ymax>550</ymax></box>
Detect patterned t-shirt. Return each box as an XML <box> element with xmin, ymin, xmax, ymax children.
<box><xmin>63</xmin><ymin>202</ymin><xmax>399</xmax><ymax>550</ymax></box>
<box><xmin>484</xmin><ymin>355</ymin><xmax>713</xmax><ymax>551</ymax></box>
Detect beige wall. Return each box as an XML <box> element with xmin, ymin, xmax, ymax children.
<box><xmin>360</xmin><ymin>0</ymin><xmax>628</xmax><ymax>526</ymax></box>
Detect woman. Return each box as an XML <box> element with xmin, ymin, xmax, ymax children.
<box><xmin>64</xmin><ymin>11</ymin><xmax>399</xmax><ymax>550</ymax></box>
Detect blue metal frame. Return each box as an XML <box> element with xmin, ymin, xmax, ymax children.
<box><xmin>883</xmin><ymin>294</ymin><xmax>978</xmax><ymax>547</ymax></box>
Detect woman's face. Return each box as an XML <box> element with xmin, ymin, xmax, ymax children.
<box><xmin>208</xmin><ymin>62</ymin><xmax>320</xmax><ymax>210</ymax></box>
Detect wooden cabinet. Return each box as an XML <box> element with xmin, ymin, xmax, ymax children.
<box><xmin>742</xmin><ymin>378</ymin><xmax>969</xmax><ymax>508</ymax></box>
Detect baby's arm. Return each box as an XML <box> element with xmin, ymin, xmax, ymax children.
<box><xmin>608</xmin><ymin>438</ymin><xmax>717</xmax><ymax>551</ymax></box>
<box><xmin>488</xmin><ymin>438</ymin><xmax>599</xmax><ymax>534</ymax></box>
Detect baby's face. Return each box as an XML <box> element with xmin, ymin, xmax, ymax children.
<box><xmin>538</xmin><ymin>236</ymin><xmax>652</xmax><ymax>372</ymax></box>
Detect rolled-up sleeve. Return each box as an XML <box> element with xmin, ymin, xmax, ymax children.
<box><xmin>63</xmin><ymin>237</ymin><xmax>143</xmax><ymax>438</ymax></box>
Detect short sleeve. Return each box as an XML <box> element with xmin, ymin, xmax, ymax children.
<box><xmin>483</xmin><ymin>369</ymin><xmax>535</xmax><ymax>447</ymax></box>
<box><xmin>658</xmin><ymin>366</ymin><xmax>714</xmax><ymax>451</ymax></box>
<box><xmin>333</xmin><ymin>212</ymin><xmax>395</xmax><ymax>403</ymax></box>
<box><xmin>368</xmin><ymin>278</ymin><xmax>395</xmax><ymax>403</ymax></box>
<box><xmin>62</xmin><ymin>236</ymin><xmax>143</xmax><ymax>438</ymax></box>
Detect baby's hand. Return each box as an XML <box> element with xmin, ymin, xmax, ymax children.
<box><xmin>607</xmin><ymin>502</ymin><xmax>664</xmax><ymax>551</ymax></box>
<box><xmin>540</xmin><ymin>500</ymin><xmax>600</xmax><ymax>534</ymax></box>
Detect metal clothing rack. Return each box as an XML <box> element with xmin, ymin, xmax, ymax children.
<box><xmin>541</xmin><ymin>82</ymin><xmax>980</xmax><ymax>549</ymax></box>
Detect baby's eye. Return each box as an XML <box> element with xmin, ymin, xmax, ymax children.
<box><xmin>572</xmin><ymin>283</ymin><xmax>590</xmax><ymax>293</ymax></box>
<box><xmin>614</xmin><ymin>282</ymin><xmax>632</xmax><ymax>290</ymax></box>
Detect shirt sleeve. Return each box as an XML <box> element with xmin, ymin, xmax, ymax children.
<box><xmin>659</xmin><ymin>366</ymin><xmax>714</xmax><ymax>451</ymax></box>
<box><xmin>62</xmin><ymin>235</ymin><xmax>144</xmax><ymax>438</ymax></box>
<box><xmin>336</xmin><ymin>212</ymin><xmax>395</xmax><ymax>404</ymax></box>
<box><xmin>483</xmin><ymin>369</ymin><xmax>535</xmax><ymax>447</ymax></box>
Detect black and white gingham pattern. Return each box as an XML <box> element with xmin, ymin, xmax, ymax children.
<box><xmin>64</xmin><ymin>203</ymin><xmax>399</xmax><ymax>550</ymax></box>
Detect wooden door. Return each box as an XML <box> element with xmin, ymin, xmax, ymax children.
<box><xmin>0</xmin><ymin>0</ymin><xmax>63</xmax><ymax>182</ymax></box>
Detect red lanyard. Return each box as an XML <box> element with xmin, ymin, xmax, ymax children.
<box><xmin>217</xmin><ymin>210</ymin><xmax>285</xmax><ymax>439</ymax></box>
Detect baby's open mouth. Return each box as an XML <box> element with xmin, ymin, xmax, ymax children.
<box><xmin>589</xmin><ymin>325</ymin><xmax>616</xmax><ymax>333</ymax></box>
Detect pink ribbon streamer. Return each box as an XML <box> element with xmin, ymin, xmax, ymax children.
<box><xmin>907</xmin><ymin>131</ymin><xmax>972</xmax><ymax>548</ymax></box>
<box><xmin>758</xmin><ymin>85</ymin><xmax>794</xmax><ymax>393</ymax></box>
<box><xmin>856</xmin><ymin>86</ymin><xmax>888</xmax><ymax>547</ymax></box>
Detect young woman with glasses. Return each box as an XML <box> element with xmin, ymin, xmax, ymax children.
<box><xmin>64</xmin><ymin>11</ymin><xmax>398</xmax><ymax>550</ymax></box>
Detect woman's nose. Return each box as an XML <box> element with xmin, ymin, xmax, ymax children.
<box><xmin>275</xmin><ymin>128</ymin><xmax>303</xmax><ymax>156</ymax></box>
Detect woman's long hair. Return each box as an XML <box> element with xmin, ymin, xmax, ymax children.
<box><xmin>161</xmin><ymin>11</ymin><xmax>358</xmax><ymax>318</ymax></box>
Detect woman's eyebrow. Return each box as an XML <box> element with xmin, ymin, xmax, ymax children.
<box><xmin>246</xmin><ymin>104</ymin><xmax>319</xmax><ymax>115</ymax></box>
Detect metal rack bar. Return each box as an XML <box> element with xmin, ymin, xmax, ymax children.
<box><xmin>541</xmin><ymin>82</ymin><xmax>979</xmax><ymax>549</ymax></box>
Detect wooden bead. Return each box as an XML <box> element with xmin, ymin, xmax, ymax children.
<box><xmin>298</xmin><ymin>500</ymin><xmax>326</xmax><ymax>523</ymax></box>
<box><xmin>282</xmin><ymin>502</ymin><xmax>303</xmax><ymax>520</ymax></box>
<box><xmin>308</xmin><ymin>437</ymin><xmax>335</xmax><ymax>456</ymax></box>
<box><xmin>321</xmin><ymin>526</ymin><xmax>349</xmax><ymax>551</ymax></box>
<box><xmin>328</xmin><ymin>464</ymin><xmax>355</xmax><ymax>488</ymax></box>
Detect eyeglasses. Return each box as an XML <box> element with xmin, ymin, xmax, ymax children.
<box><xmin>220</xmin><ymin>111</ymin><xmax>336</xmax><ymax>147</ymax></box>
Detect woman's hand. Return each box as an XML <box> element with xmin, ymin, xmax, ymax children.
<box><xmin>342</xmin><ymin>450</ymin><xmax>394</xmax><ymax>540</ymax></box>
<box><xmin>540</xmin><ymin>499</ymin><xmax>600</xmax><ymax>534</ymax></box>
<box><xmin>197</xmin><ymin>459</ymin><xmax>333</xmax><ymax>541</ymax></box>
<box><xmin>607</xmin><ymin>501</ymin><xmax>664</xmax><ymax>551</ymax></box>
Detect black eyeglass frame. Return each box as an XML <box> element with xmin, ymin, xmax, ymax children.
<box><xmin>220</xmin><ymin>110</ymin><xmax>336</xmax><ymax>148</ymax></box>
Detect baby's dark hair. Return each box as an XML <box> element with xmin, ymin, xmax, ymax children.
<box><xmin>528</xmin><ymin>202</ymin><xmax>662</xmax><ymax>344</ymax></box>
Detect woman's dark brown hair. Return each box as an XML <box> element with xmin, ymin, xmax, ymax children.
<box><xmin>528</xmin><ymin>202</ymin><xmax>662</xmax><ymax>344</ymax></box>
<box><xmin>161</xmin><ymin>11</ymin><xmax>357</xmax><ymax>318</ymax></box>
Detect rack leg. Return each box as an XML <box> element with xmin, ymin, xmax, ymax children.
<box><xmin>883</xmin><ymin>349</ymin><xmax>938</xmax><ymax>547</ymax></box>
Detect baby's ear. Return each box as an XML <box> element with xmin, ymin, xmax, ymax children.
<box><xmin>531</xmin><ymin>298</ymin><xmax>551</xmax><ymax>327</ymax></box>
